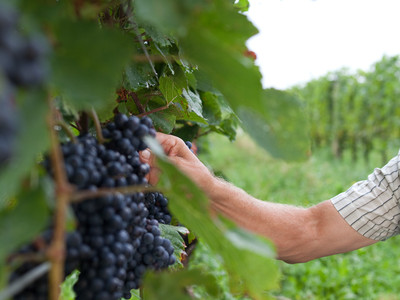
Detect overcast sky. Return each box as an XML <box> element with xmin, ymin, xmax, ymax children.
<box><xmin>246</xmin><ymin>0</ymin><xmax>400</xmax><ymax>89</ymax></box>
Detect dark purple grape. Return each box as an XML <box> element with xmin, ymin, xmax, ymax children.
<box><xmin>185</xmin><ymin>141</ymin><xmax>192</xmax><ymax>149</ymax></box>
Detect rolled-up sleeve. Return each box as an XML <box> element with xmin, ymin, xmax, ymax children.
<box><xmin>331</xmin><ymin>151</ymin><xmax>400</xmax><ymax>241</ymax></box>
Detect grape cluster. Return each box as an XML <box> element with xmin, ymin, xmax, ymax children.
<box><xmin>9</xmin><ymin>231</ymin><xmax>88</xmax><ymax>300</ymax></box>
<box><xmin>0</xmin><ymin>3</ymin><xmax>49</xmax><ymax>168</ymax></box>
<box><xmin>73</xmin><ymin>193</ymin><xmax>149</xmax><ymax>300</ymax></box>
<box><xmin>144</xmin><ymin>192</ymin><xmax>172</xmax><ymax>225</ymax></box>
<box><xmin>102</xmin><ymin>113</ymin><xmax>156</xmax><ymax>155</ymax></box>
<box><xmin>125</xmin><ymin>219</ymin><xmax>175</xmax><ymax>290</ymax></box>
<box><xmin>10</xmin><ymin>114</ymin><xmax>175</xmax><ymax>300</ymax></box>
<box><xmin>0</xmin><ymin>3</ymin><xmax>48</xmax><ymax>87</ymax></box>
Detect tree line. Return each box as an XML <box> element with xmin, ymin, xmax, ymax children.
<box><xmin>292</xmin><ymin>55</ymin><xmax>400</xmax><ymax>164</ymax></box>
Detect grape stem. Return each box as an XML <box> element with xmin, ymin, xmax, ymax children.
<box><xmin>140</xmin><ymin>287</ymin><xmax>144</xmax><ymax>299</ymax></box>
<box><xmin>46</xmin><ymin>95</ymin><xmax>74</xmax><ymax>300</ymax></box>
<box><xmin>181</xmin><ymin>238</ymin><xmax>198</xmax><ymax>267</ymax></box>
<box><xmin>7</xmin><ymin>252</ymin><xmax>47</xmax><ymax>267</ymax></box>
<box><xmin>87</xmin><ymin>108</ymin><xmax>106</xmax><ymax>144</ymax></box>
<box><xmin>56</xmin><ymin>121</ymin><xmax>77</xmax><ymax>144</ymax></box>
<box><xmin>196</xmin><ymin>129</ymin><xmax>212</xmax><ymax>139</ymax></box>
<box><xmin>70</xmin><ymin>184</ymin><xmax>161</xmax><ymax>203</ymax></box>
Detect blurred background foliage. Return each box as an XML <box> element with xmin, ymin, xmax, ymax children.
<box><xmin>192</xmin><ymin>52</ymin><xmax>400</xmax><ymax>299</ymax></box>
<box><xmin>291</xmin><ymin>55</ymin><xmax>400</xmax><ymax>166</ymax></box>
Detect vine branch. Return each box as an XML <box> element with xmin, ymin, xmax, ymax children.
<box><xmin>46</xmin><ymin>96</ymin><xmax>74</xmax><ymax>300</ymax></box>
<box><xmin>130</xmin><ymin>91</ymin><xmax>146</xmax><ymax>114</ymax></box>
<box><xmin>70</xmin><ymin>184</ymin><xmax>160</xmax><ymax>203</ymax></box>
<box><xmin>137</xmin><ymin>104</ymin><xmax>171</xmax><ymax>117</ymax></box>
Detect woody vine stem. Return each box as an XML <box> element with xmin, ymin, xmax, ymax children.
<box><xmin>47</xmin><ymin>95</ymin><xmax>72</xmax><ymax>300</ymax></box>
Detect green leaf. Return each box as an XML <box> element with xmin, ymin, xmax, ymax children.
<box><xmin>219</xmin><ymin>116</ymin><xmax>238</xmax><ymax>141</ymax></box>
<box><xmin>151</xmin><ymin>43</ymin><xmax>175</xmax><ymax>75</ymax></box>
<box><xmin>134</xmin><ymin>0</ymin><xmax>311</xmax><ymax>159</ymax></box>
<box><xmin>183</xmin><ymin>29</ymin><xmax>262</xmax><ymax>105</ymax></box>
<box><xmin>60</xmin><ymin>270</ymin><xmax>80</xmax><ymax>300</ymax></box>
<box><xmin>180</xmin><ymin>17</ymin><xmax>312</xmax><ymax>158</ymax></box>
<box><xmin>141</xmin><ymin>23</ymin><xmax>174</xmax><ymax>47</ymax></box>
<box><xmin>182</xmin><ymin>89</ymin><xmax>203</xmax><ymax>119</ymax></box>
<box><xmin>146</xmin><ymin>95</ymin><xmax>207</xmax><ymax>130</ymax></box>
<box><xmin>134</xmin><ymin>0</ymin><xmax>208</xmax><ymax>34</ymax></box>
<box><xmin>169</xmin><ymin>106</ymin><xmax>208</xmax><ymax>125</ymax></box>
<box><xmin>151</xmin><ymin>0</ymin><xmax>309</xmax><ymax>160</ymax></box>
<box><xmin>201</xmin><ymin>92</ymin><xmax>222</xmax><ymax>125</ymax></box>
<box><xmin>159</xmin><ymin>224</ymin><xmax>189</xmax><ymax>267</ymax></box>
<box><xmin>128</xmin><ymin>289</ymin><xmax>141</xmax><ymax>300</ymax></box>
<box><xmin>0</xmin><ymin>89</ymin><xmax>49</xmax><ymax>208</ymax></box>
<box><xmin>124</xmin><ymin>63</ymin><xmax>157</xmax><ymax>91</ymax></box>
<box><xmin>159</xmin><ymin>76</ymin><xmax>182</xmax><ymax>104</ymax></box>
<box><xmin>234</xmin><ymin>0</ymin><xmax>250</xmax><ymax>12</ymax></box>
<box><xmin>144</xmin><ymin>139</ymin><xmax>280</xmax><ymax>299</ymax></box>
<box><xmin>170</xmin><ymin>65</ymin><xmax>190</xmax><ymax>90</ymax></box>
<box><xmin>193</xmin><ymin>70</ymin><xmax>221</xmax><ymax>94</ymax></box>
<box><xmin>172</xmin><ymin>124</ymin><xmax>200</xmax><ymax>142</ymax></box>
<box><xmin>147</xmin><ymin>97</ymin><xmax>177</xmax><ymax>133</ymax></box>
<box><xmin>185</xmin><ymin>71</ymin><xmax>197</xmax><ymax>90</ymax></box>
<box><xmin>225</xmin><ymin>227</ymin><xmax>275</xmax><ymax>258</ymax></box>
<box><xmin>17</xmin><ymin>0</ymin><xmax>73</xmax><ymax>25</ymax></box>
<box><xmin>51</xmin><ymin>20</ymin><xmax>134</xmax><ymax>111</ymax></box>
<box><xmin>0</xmin><ymin>264</ymin><xmax>7</xmax><ymax>290</ymax></box>
<box><xmin>0</xmin><ymin>184</ymin><xmax>50</xmax><ymax>264</ymax></box>
<box><xmin>143</xmin><ymin>268</ymin><xmax>221</xmax><ymax>300</ymax></box>
<box><xmin>150</xmin><ymin>110</ymin><xmax>177</xmax><ymax>133</ymax></box>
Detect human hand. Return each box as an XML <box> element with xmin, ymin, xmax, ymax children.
<box><xmin>139</xmin><ymin>132</ymin><xmax>215</xmax><ymax>191</ymax></box>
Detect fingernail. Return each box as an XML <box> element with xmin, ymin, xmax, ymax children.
<box><xmin>141</xmin><ymin>149</ymin><xmax>151</xmax><ymax>160</ymax></box>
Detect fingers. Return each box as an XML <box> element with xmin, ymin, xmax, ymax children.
<box><xmin>155</xmin><ymin>132</ymin><xmax>194</xmax><ymax>159</ymax></box>
<box><xmin>139</xmin><ymin>149</ymin><xmax>160</xmax><ymax>185</ymax></box>
<box><xmin>139</xmin><ymin>132</ymin><xmax>199</xmax><ymax>185</ymax></box>
<box><xmin>139</xmin><ymin>149</ymin><xmax>154</xmax><ymax>167</ymax></box>
<box><xmin>147</xmin><ymin>167</ymin><xmax>160</xmax><ymax>186</ymax></box>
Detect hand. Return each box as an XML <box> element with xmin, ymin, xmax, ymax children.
<box><xmin>139</xmin><ymin>132</ymin><xmax>215</xmax><ymax>191</ymax></box>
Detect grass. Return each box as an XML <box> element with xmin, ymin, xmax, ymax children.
<box><xmin>193</xmin><ymin>131</ymin><xmax>400</xmax><ymax>300</ymax></box>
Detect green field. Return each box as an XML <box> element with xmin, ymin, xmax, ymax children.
<box><xmin>193</xmin><ymin>132</ymin><xmax>400</xmax><ymax>300</ymax></box>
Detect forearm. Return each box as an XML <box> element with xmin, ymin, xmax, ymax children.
<box><xmin>207</xmin><ymin>178</ymin><xmax>376</xmax><ymax>263</ymax></box>
<box><xmin>207</xmin><ymin>178</ymin><xmax>317</xmax><ymax>263</ymax></box>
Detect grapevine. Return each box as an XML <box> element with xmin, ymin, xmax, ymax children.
<box><xmin>0</xmin><ymin>0</ymin><xmax>289</xmax><ymax>299</ymax></box>
<box><xmin>10</xmin><ymin>113</ymin><xmax>176</xmax><ymax>300</ymax></box>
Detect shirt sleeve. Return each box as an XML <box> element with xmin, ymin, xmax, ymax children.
<box><xmin>330</xmin><ymin>150</ymin><xmax>400</xmax><ymax>241</ymax></box>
